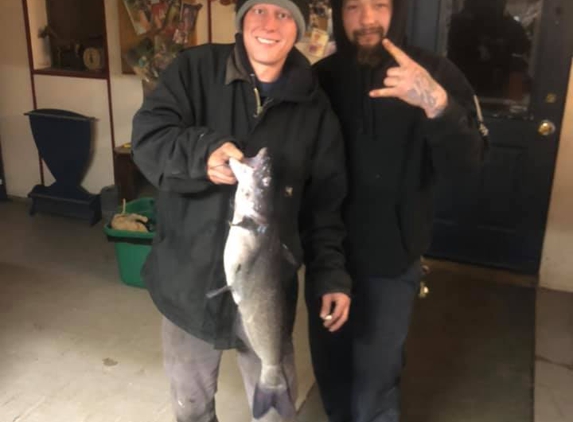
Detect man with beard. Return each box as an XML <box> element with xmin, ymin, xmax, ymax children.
<box><xmin>306</xmin><ymin>0</ymin><xmax>486</xmax><ymax>421</ymax></box>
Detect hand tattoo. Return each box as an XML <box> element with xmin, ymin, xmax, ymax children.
<box><xmin>406</xmin><ymin>68</ymin><xmax>446</xmax><ymax>118</ymax></box>
<box><xmin>368</xmin><ymin>39</ymin><xmax>448</xmax><ymax>118</ymax></box>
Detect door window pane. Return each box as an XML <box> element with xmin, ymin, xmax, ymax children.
<box><xmin>440</xmin><ymin>0</ymin><xmax>543</xmax><ymax>115</ymax></box>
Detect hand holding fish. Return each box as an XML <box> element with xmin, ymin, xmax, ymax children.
<box><xmin>207</xmin><ymin>142</ymin><xmax>244</xmax><ymax>185</ymax></box>
<box><xmin>321</xmin><ymin>293</ymin><xmax>351</xmax><ymax>332</ymax></box>
<box><xmin>369</xmin><ymin>39</ymin><xmax>448</xmax><ymax>119</ymax></box>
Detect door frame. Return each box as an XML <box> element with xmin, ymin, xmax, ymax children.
<box><xmin>0</xmin><ymin>137</ymin><xmax>7</xmax><ymax>201</ymax></box>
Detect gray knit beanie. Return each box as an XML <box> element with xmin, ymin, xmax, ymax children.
<box><xmin>235</xmin><ymin>0</ymin><xmax>309</xmax><ymax>42</ymax></box>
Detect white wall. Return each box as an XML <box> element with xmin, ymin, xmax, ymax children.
<box><xmin>0</xmin><ymin>0</ymin><xmax>38</xmax><ymax>197</ymax></box>
<box><xmin>27</xmin><ymin>0</ymin><xmax>50</xmax><ymax>69</ymax></box>
<box><xmin>540</xmin><ymin>60</ymin><xmax>573</xmax><ymax>293</ymax></box>
<box><xmin>211</xmin><ymin>2</ymin><xmax>236</xmax><ymax>43</ymax></box>
<box><xmin>105</xmin><ymin>0</ymin><xmax>146</xmax><ymax>149</ymax></box>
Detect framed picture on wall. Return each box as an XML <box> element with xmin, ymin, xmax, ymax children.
<box><xmin>122</xmin><ymin>0</ymin><xmax>153</xmax><ymax>35</ymax></box>
<box><xmin>119</xmin><ymin>0</ymin><xmax>207</xmax><ymax>77</ymax></box>
<box><xmin>150</xmin><ymin>0</ymin><xmax>170</xmax><ymax>29</ymax></box>
<box><xmin>173</xmin><ymin>0</ymin><xmax>203</xmax><ymax>46</ymax></box>
<box><xmin>298</xmin><ymin>0</ymin><xmax>335</xmax><ymax>62</ymax></box>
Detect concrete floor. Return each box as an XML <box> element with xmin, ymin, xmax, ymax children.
<box><xmin>298</xmin><ymin>270</ymin><xmax>573</xmax><ymax>422</ymax></box>
<box><xmin>534</xmin><ymin>288</ymin><xmax>573</xmax><ymax>421</ymax></box>
<box><xmin>1</xmin><ymin>199</ymin><xmax>572</xmax><ymax>421</ymax></box>
<box><xmin>0</xmin><ymin>200</ymin><xmax>313</xmax><ymax>422</ymax></box>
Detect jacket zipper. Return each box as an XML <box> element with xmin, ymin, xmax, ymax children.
<box><xmin>247</xmin><ymin>75</ymin><xmax>276</xmax><ymax>139</ymax></box>
<box><xmin>250</xmin><ymin>73</ymin><xmax>274</xmax><ymax>118</ymax></box>
<box><xmin>253</xmin><ymin>85</ymin><xmax>263</xmax><ymax>117</ymax></box>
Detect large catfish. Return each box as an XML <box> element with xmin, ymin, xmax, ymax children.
<box><xmin>223</xmin><ymin>147</ymin><xmax>296</xmax><ymax>420</ymax></box>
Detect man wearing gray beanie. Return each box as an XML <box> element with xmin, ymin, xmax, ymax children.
<box><xmin>131</xmin><ymin>1</ymin><xmax>352</xmax><ymax>421</ymax></box>
<box><xmin>235</xmin><ymin>0</ymin><xmax>310</xmax><ymax>42</ymax></box>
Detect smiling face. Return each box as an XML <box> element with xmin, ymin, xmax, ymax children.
<box><xmin>242</xmin><ymin>3</ymin><xmax>298</xmax><ymax>82</ymax></box>
<box><xmin>342</xmin><ymin>0</ymin><xmax>392</xmax><ymax>48</ymax></box>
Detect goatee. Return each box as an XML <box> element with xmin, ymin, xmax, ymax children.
<box><xmin>353</xmin><ymin>27</ymin><xmax>387</xmax><ymax>68</ymax></box>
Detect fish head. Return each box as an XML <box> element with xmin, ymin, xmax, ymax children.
<box><xmin>229</xmin><ymin>148</ymin><xmax>273</xmax><ymax>225</ymax></box>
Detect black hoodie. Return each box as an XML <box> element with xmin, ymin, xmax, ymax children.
<box><xmin>314</xmin><ymin>0</ymin><xmax>486</xmax><ymax>278</ymax></box>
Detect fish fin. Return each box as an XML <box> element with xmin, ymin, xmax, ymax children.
<box><xmin>205</xmin><ymin>285</ymin><xmax>233</xmax><ymax>299</ymax></box>
<box><xmin>252</xmin><ymin>382</ymin><xmax>295</xmax><ymax>420</ymax></box>
<box><xmin>273</xmin><ymin>388</ymin><xmax>296</xmax><ymax>420</ymax></box>
<box><xmin>281</xmin><ymin>244</ymin><xmax>297</xmax><ymax>267</ymax></box>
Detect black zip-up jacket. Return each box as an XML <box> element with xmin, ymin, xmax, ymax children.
<box><xmin>315</xmin><ymin>0</ymin><xmax>486</xmax><ymax>278</ymax></box>
<box><xmin>131</xmin><ymin>38</ymin><xmax>351</xmax><ymax>348</ymax></box>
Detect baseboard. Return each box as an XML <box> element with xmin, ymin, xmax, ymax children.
<box><xmin>5</xmin><ymin>195</ymin><xmax>31</xmax><ymax>203</ymax></box>
<box><xmin>539</xmin><ymin>281</ymin><xmax>573</xmax><ymax>294</ymax></box>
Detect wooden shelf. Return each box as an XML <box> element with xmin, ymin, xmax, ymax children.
<box><xmin>33</xmin><ymin>67</ymin><xmax>109</xmax><ymax>80</ymax></box>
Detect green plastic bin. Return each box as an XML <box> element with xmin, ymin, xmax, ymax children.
<box><xmin>104</xmin><ymin>198</ymin><xmax>155</xmax><ymax>288</ymax></box>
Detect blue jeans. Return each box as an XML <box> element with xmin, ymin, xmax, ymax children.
<box><xmin>306</xmin><ymin>261</ymin><xmax>422</xmax><ymax>422</ymax></box>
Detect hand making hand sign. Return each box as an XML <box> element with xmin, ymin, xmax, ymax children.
<box><xmin>369</xmin><ymin>38</ymin><xmax>449</xmax><ymax>119</ymax></box>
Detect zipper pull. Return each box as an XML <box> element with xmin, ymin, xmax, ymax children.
<box><xmin>250</xmin><ymin>74</ymin><xmax>263</xmax><ymax>117</ymax></box>
<box><xmin>254</xmin><ymin>87</ymin><xmax>263</xmax><ymax>117</ymax></box>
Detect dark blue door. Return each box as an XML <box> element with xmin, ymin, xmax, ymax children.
<box><xmin>409</xmin><ymin>0</ymin><xmax>573</xmax><ymax>273</ymax></box>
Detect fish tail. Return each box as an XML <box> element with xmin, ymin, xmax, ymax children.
<box><xmin>252</xmin><ymin>375</ymin><xmax>295</xmax><ymax>420</ymax></box>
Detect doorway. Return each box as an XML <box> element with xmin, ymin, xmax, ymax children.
<box><xmin>410</xmin><ymin>0</ymin><xmax>573</xmax><ymax>273</ymax></box>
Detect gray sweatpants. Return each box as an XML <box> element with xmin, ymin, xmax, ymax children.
<box><xmin>162</xmin><ymin>317</ymin><xmax>297</xmax><ymax>422</ymax></box>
